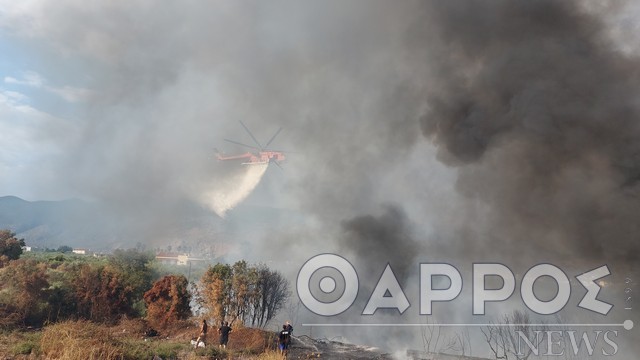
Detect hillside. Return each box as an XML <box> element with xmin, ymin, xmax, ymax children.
<box><xmin>0</xmin><ymin>196</ymin><xmax>96</xmax><ymax>248</ymax></box>
<box><xmin>0</xmin><ymin>196</ymin><xmax>300</xmax><ymax>254</ymax></box>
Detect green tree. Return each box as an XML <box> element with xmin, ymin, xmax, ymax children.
<box><xmin>109</xmin><ymin>249</ymin><xmax>154</xmax><ymax>315</ymax></box>
<box><xmin>230</xmin><ymin>260</ymin><xmax>250</xmax><ymax>323</ymax></box>
<box><xmin>200</xmin><ymin>262</ymin><xmax>290</xmax><ymax>327</ymax></box>
<box><xmin>56</xmin><ymin>245</ymin><xmax>73</xmax><ymax>253</ymax></box>
<box><xmin>252</xmin><ymin>265</ymin><xmax>289</xmax><ymax>327</ymax></box>
<box><xmin>0</xmin><ymin>230</ymin><xmax>26</xmax><ymax>266</ymax></box>
<box><xmin>200</xmin><ymin>263</ymin><xmax>232</xmax><ymax>322</ymax></box>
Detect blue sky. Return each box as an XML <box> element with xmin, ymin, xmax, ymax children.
<box><xmin>0</xmin><ymin>0</ymin><xmax>104</xmax><ymax>200</ymax></box>
<box><xmin>0</xmin><ymin>34</ymin><xmax>86</xmax><ymax>199</ymax></box>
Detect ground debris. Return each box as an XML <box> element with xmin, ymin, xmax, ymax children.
<box><xmin>287</xmin><ymin>335</ymin><xmax>393</xmax><ymax>360</ymax></box>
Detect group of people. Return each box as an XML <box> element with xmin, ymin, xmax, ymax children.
<box><xmin>193</xmin><ymin>319</ymin><xmax>294</xmax><ymax>357</ymax></box>
<box><xmin>193</xmin><ymin>319</ymin><xmax>232</xmax><ymax>349</ymax></box>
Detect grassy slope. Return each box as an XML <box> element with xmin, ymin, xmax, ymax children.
<box><xmin>0</xmin><ymin>319</ymin><xmax>281</xmax><ymax>360</ymax></box>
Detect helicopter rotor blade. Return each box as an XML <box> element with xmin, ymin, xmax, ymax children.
<box><xmin>264</xmin><ymin>149</ymin><xmax>296</xmax><ymax>154</ymax></box>
<box><xmin>264</xmin><ymin>127</ymin><xmax>282</xmax><ymax>149</ymax></box>
<box><xmin>239</xmin><ymin>120</ymin><xmax>263</xmax><ymax>150</ymax></box>
<box><xmin>224</xmin><ymin>138</ymin><xmax>261</xmax><ymax>150</ymax></box>
<box><xmin>273</xmin><ymin>161</ymin><xmax>284</xmax><ymax>170</ymax></box>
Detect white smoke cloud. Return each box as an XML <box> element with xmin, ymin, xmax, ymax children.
<box><xmin>201</xmin><ymin>163</ymin><xmax>269</xmax><ymax>217</ymax></box>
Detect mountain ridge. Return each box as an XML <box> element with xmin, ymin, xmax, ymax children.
<box><xmin>0</xmin><ymin>195</ymin><xmax>297</xmax><ymax>256</ymax></box>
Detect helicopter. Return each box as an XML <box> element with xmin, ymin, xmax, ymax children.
<box><xmin>215</xmin><ymin>121</ymin><xmax>286</xmax><ymax>168</ymax></box>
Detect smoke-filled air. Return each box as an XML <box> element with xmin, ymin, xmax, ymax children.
<box><xmin>1</xmin><ymin>0</ymin><xmax>639</xmax><ymax>358</ymax></box>
<box><xmin>202</xmin><ymin>163</ymin><xmax>269</xmax><ymax>217</ymax></box>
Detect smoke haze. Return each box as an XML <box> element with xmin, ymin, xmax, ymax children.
<box><xmin>1</xmin><ymin>0</ymin><xmax>639</xmax><ymax>357</ymax></box>
<box><xmin>416</xmin><ymin>0</ymin><xmax>640</xmax><ymax>263</ymax></box>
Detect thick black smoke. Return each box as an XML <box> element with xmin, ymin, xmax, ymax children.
<box><xmin>341</xmin><ymin>205</ymin><xmax>419</xmax><ymax>282</ymax></box>
<box><xmin>415</xmin><ymin>0</ymin><xmax>640</xmax><ymax>262</ymax></box>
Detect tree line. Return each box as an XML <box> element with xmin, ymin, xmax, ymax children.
<box><xmin>0</xmin><ymin>230</ymin><xmax>289</xmax><ymax>330</ymax></box>
<box><xmin>197</xmin><ymin>261</ymin><xmax>290</xmax><ymax>327</ymax></box>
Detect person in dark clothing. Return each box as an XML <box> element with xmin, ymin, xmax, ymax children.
<box><xmin>285</xmin><ymin>321</ymin><xmax>293</xmax><ymax>346</ymax></box>
<box><xmin>194</xmin><ymin>319</ymin><xmax>208</xmax><ymax>349</ymax></box>
<box><xmin>218</xmin><ymin>321</ymin><xmax>232</xmax><ymax>349</ymax></box>
<box><xmin>278</xmin><ymin>324</ymin><xmax>291</xmax><ymax>357</ymax></box>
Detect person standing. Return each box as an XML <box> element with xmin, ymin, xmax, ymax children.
<box><xmin>194</xmin><ymin>319</ymin><xmax>208</xmax><ymax>349</ymax></box>
<box><xmin>218</xmin><ymin>321</ymin><xmax>232</xmax><ymax>349</ymax></box>
<box><xmin>278</xmin><ymin>324</ymin><xmax>291</xmax><ymax>357</ymax></box>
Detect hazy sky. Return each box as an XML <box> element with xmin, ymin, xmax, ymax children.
<box><xmin>2</xmin><ymin>0</ymin><xmax>640</xmax><ymax>261</ymax></box>
<box><xmin>2</xmin><ymin>1</ymin><xmax>640</xmax><ymax>356</ymax></box>
<box><xmin>0</xmin><ymin>1</ymin><xmax>465</xmax><ymax>241</ymax></box>
<box><xmin>3</xmin><ymin>1</ymin><xmax>640</xmax><ymax>257</ymax></box>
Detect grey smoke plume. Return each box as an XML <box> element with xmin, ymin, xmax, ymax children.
<box><xmin>341</xmin><ymin>205</ymin><xmax>419</xmax><ymax>282</ymax></box>
<box><xmin>415</xmin><ymin>0</ymin><xmax>640</xmax><ymax>262</ymax></box>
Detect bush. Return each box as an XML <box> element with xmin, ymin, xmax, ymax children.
<box><xmin>228</xmin><ymin>327</ymin><xmax>274</xmax><ymax>354</ymax></box>
<box><xmin>144</xmin><ymin>275</ymin><xmax>191</xmax><ymax>329</ymax></box>
<box><xmin>0</xmin><ymin>259</ymin><xmax>50</xmax><ymax>327</ymax></box>
<box><xmin>9</xmin><ymin>331</ymin><xmax>41</xmax><ymax>356</ymax></box>
<box><xmin>11</xmin><ymin>340</ymin><xmax>38</xmax><ymax>355</ymax></box>
<box><xmin>0</xmin><ymin>230</ymin><xmax>25</xmax><ymax>264</ymax></box>
<box><xmin>73</xmin><ymin>264</ymin><xmax>134</xmax><ymax>323</ymax></box>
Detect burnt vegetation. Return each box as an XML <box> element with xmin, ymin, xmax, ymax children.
<box><xmin>0</xmin><ymin>228</ymin><xmax>289</xmax><ymax>333</ymax></box>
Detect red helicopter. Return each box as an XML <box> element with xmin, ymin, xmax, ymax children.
<box><xmin>215</xmin><ymin>121</ymin><xmax>286</xmax><ymax>168</ymax></box>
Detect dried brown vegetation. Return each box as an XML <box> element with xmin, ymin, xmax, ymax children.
<box><xmin>40</xmin><ymin>320</ymin><xmax>124</xmax><ymax>360</ymax></box>
<box><xmin>144</xmin><ymin>275</ymin><xmax>191</xmax><ymax>329</ymax></box>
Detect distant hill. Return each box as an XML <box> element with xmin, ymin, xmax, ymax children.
<box><xmin>0</xmin><ymin>196</ymin><xmax>301</xmax><ymax>255</ymax></box>
<box><xmin>0</xmin><ymin>196</ymin><xmax>108</xmax><ymax>249</ymax></box>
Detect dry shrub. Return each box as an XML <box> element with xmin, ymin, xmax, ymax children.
<box><xmin>143</xmin><ymin>275</ymin><xmax>191</xmax><ymax>330</ymax></box>
<box><xmin>40</xmin><ymin>320</ymin><xmax>124</xmax><ymax>360</ymax></box>
<box><xmin>227</xmin><ymin>327</ymin><xmax>273</xmax><ymax>353</ymax></box>
<box><xmin>114</xmin><ymin>317</ymin><xmax>194</xmax><ymax>340</ymax></box>
<box><xmin>256</xmin><ymin>349</ymin><xmax>286</xmax><ymax>359</ymax></box>
<box><xmin>161</xmin><ymin>319</ymin><xmax>197</xmax><ymax>340</ymax></box>
<box><xmin>113</xmin><ymin>317</ymin><xmax>148</xmax><ymax>338</ymax></box>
